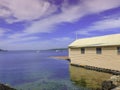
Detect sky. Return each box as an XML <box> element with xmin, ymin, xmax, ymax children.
<box><xmin>0</xmin><ymin>0</ymin><xmax>120</xmax><ymax>50</ymax></box>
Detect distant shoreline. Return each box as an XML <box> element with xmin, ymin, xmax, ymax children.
<box><xmin>0</xmin><ymin>49</ymin><xmax>8</xmax><ymax>52</ymax></box>
<box><xmin>51</xmin><ymin>56</ymin><xmax>70</xmax><ymax>61</ymax></box>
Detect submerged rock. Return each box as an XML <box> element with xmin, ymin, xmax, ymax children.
<box><xmin>110</xmin><ymin>75</ymin><xmax>120</xmax><ymax>86</ymax></box>
<box><xmin>112</xmin><ymin>86</ymin><xmax>120</xmax><ymax>90</ymax></box>
<box><xmin>102</xmin><ymin>81</ymin><xmax>116</xmax><ymax>90</ymax></box>
<box><xmin>0</xmin><ymin>83</ymin><xmax>16</xmax><ymax>90</ymax></box>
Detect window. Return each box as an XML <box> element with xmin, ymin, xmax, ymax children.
<box><xmin>117</xmin><ymin>47</ymin><xmax>120</xmax><ymax>54</ymax></box>
<box><xmin>81</xmin><ymin>48</ymin><xmax>85</xmax><ymax>54</ymax></box>
<box><xmin>96</xmin><ymin>48</ymin><xmax>102</xmax><ymax>54</ymax></box>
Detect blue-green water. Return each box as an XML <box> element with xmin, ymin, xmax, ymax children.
<box><xmin>0</xmin><ymin>50</ymin><xmax>87</xmax><ymax>90</ymax></box>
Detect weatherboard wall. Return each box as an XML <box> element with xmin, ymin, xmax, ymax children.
<box><xmin>69</xmin><ymin>46</ymin><xmax>120</xmax><ymax>71</ymax></box>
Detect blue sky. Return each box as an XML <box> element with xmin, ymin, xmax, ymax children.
<box><xmin>0</xmin><ymin>0</ymin><xmax>120</xmax><ymax>50</ymax></box>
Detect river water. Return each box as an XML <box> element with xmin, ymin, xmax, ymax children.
<box><xmin>0</xmin><ymin>50</ymin><xmax>112</xmax><ymax>90</ymax></box>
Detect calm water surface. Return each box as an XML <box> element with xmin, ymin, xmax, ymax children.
<box><xmin>0</xmin><ymin>50</ymin><xmax>112</xmax><ymax>90</ymax></box>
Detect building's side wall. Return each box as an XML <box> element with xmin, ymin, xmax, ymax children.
<box><xmin>69</xmin><ymin>46</ymin><xmax>120</xmax><ymax>71</ymax></box>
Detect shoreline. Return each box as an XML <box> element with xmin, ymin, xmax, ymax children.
<box><xmin>51</xmin><ymin>56</ymin><xmax>70</xmax><ymax>61</ymax></box>
<box><xmin>52</xmin><ymin>56</ymin><xmax>120</xmax><ymax>89</ymax></box>
<box><xmin>52</xmin><ymin>56</ymin><xmax>120</xmax><ymax>75</ymax></box>
<box><xmin>0</xmin><ymin>83</ymin><xmax>16</xmax><ymax>90</ymax></box>
<box><xmin>71</xmin><ymin>63</ymin><xmax>120</xmax><ymax>75</ymax></box>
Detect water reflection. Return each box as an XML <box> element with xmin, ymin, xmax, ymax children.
<box><xmin>69</xmin><ymin>65</ymin><xmax>112</xmax><ymax>90</ymax></box>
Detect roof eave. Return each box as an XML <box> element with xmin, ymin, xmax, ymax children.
<box><xmin>69</xmin><ymin>44</ymin><xmax>120</xmax><ymax>48</ymax></box>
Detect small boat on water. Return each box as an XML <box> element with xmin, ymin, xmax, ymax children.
<box><xmin>55</xmin><ymin>50</ymin><xmax>60</xmax><ymax>52</ymax></box>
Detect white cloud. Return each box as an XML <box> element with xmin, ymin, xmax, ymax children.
<box><xmin>1</xmin><ymin>0</ymin><xmax>120</xmax><ymax>49</ymax></box>
<box><xmin>76</xmin><ymin>30</ymin><xmax>90</xmax><ymax>35</ymax></box>
<box><xmin>1</xmin><ymin>36</ymin><xmax>39</xmax><ymax>44</ymax></box>
<box><xmin>0</xmin><ymin>8</ymin><xmax>12</xmax><ymax>17</ymax></box>
<box><xmin>0</xmin><ymin>29</ymin><xmax>4</xmax><ymax>36</ymax></box>
<box><xmin>90</xmin><ymin>18</ymin><xmax>120</xmax><ymax>30</ymax></box>
<box><xmin>77</xmin><ymin>17</ymin><xmax>120</xmax><ymax>35</ymax></box>
<box><xmin>23</xmin><ymin>0</ymin><xmax>120</xmax><ymax>34</ymax></box>
<box><xmin>0</xmin><ymin>28</ymin><xmax>8</xmax><ymax>36</ymax></box>
<box><xmin>0</xmin><ymin>0</ymin><xmax>120</xmax><ymax>23</ymax></box>
<box><xmin>0</xmin><ymin>37</ymin><xmax>73</xmax><ymax>50</ymax></box>
<box><xmin>1</xmin><ymin>0</ymin><xmax>120</xmax><ymax>35</ymax></box>
<box><xmin>11</xmin><ymin>36</ymin><xmax>40</xmax><ymax>43</ymax></box>
<box><xmin>9</xmin><ymin>33</ymin><xmax>28</xmax><ymax>39</ymax></box>
<box><xmin>0</xmin><ymin>0</ymin><xmax>57</xmax><ymax>23</ymax></box>
<box><xmin>53</xmin><ymin>37</ymin><xmax>74</xmax><ymax>42</ymax></box>
<box><xmin>82</xmin><ymin>0</ymin><xmax>120</xmax><ymax>14</ymax></box>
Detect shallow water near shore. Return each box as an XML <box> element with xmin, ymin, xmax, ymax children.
<box><xmin>0</xmin><ymin>50</ymin><xmax>112</xmax><ymax>90</ymax></box>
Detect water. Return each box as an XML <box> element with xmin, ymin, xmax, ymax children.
<box><xmin>0</xmin><ymin>50</ymin><xmax>112</xmax><ymax>90</ymax></box>
<box><xmin>70</xmin><ymin>65</ymin><xmax>112</xmax><ymax>89</ymax></box>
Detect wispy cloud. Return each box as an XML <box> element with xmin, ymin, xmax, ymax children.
<box><xmin>0</xmin><ymin>0</ymin><xmax>57</xmax><ymax>23</ymax></box>
<box><xmin>0</xmin><ymin>28</ymin><xmax>9</xmax><ymax>36</ymax></box>
<box><xmin>82</xmin><ymin>0</ymin><xmax>120</xmax><ymax>14</ymax></box>
<box><xmin>53</xmin><ymin>37</ymin><xmax>74</xmax><ymax>42</ymax></box>
<box><xmin>0</xmin><ymin>29</ymin><xmax>4</xmax><ymax>36</ymax></box>
<box><xmin>89</xmin><ymin>18</ymin><xmax>120</xmax><ymax>30</ymax></box>
<box><xmin>11</xmin><ymin>36</ymin><xmax>40</xmax><ymax>43</ymax></box>
<box><xmin>1</xmin><ymin>0</ymin><xmax>120</xmax><ymax>49</ymax></box>
<box><xmin>1</xmin><ymin>36</ymin><xmax>40</xmax><ymax>44</ymax></box>
<box><xmin>0</xmin><ymin>0</ymin><xmax>120</xmax><ymax>23</ymax></box>
<box><xmin>77</xmin><ymin>17</ymin><xmax>120</xmax><ymax>36</ymax></box>
<box><xmin>7</xmin><ymin>0</ymin><xmax>120</xmax><ymax>38</ymax></box>
<box><xmin>0</xmin><ymin>36</ymin><xmax>73</xmax><ymax>50</ymax></box>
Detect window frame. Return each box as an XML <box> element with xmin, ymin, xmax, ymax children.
<box><xmin>81</xmin><ymin>48</ymin><xmax>85</xmax><ymax>54</ymax></box>
<box><xmin>117</xmin><ymin>47</ymin><xmax>120</xmax><ymax>54</ymax></box>
<box><xmin>96</xmin><ymin>47</ymin><xmax>102</xmax><ymax>54</ymax></box>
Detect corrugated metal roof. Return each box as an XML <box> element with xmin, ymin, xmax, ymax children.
<box><xmin>69</xmin><ymin>34</ymin><xmax>120</xmax><ymax>48</ymax></box>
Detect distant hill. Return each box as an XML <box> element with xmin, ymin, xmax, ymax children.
<box><xmin>0</xmin><ymin>49</ymin><xmax>7</xmax><ymax>52</ymax></box>
<box><xmin>50</xmin><ymin>48</ymin><xmax>68</xmax><ymax>51</ymax></box>
<box><xmin>40</xmin><ymin>48</ymin><xmax>68</xmax><ymax>52</ymax></box>
<box><xmin>0</xmin><ymin>49</ymin><xmax>3</xmax><ymax>51</ymax></box>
